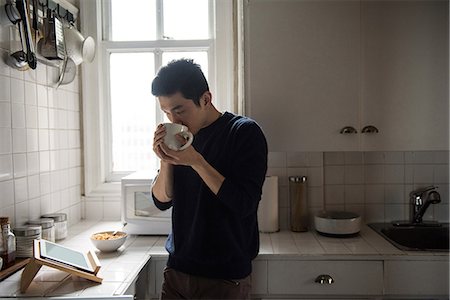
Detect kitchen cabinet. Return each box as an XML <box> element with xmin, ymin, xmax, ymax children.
<box><xmin>361</xmin><ymin>1</ymin><xmax>449</xmax><ymax>151</ymax></box>
<box><xmin>384</xmin><ymin>260</ymin><xmax>449</xmax><ymax>298</ymax></box>
<box><xmin>244</xmin><ymin>0</ymin><xmax>448</xmax><ymax>152</ymax></box>
<box><xmin>267</xmin><ymin>260</ymin><xmax>383</xmax><ymax>297</ymax></box>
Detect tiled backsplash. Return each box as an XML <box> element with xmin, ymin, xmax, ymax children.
<box><xmin>0</xmin><ymin>24</ymin><xmax>82</xmax><ymax>227</ymax></box>
<box><xmin>267</xmin><ymin>151</ymin><xmax>449</xmax><ymax>229</ymax></box>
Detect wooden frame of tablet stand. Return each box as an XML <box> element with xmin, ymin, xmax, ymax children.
<box><xmin>20</xmin><ymin>240</ymin><xmax>102</xmax><ymax>293</ymax></box>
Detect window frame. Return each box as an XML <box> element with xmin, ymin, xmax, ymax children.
<box><xmin>80</xmin><ymin>0</ymin><xmax>235</xmax><ymax>195</ymax></box>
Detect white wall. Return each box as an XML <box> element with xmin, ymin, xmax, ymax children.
<box><xmin>0</xmin><ymin>0</ymin><xmax>82</xmax><ymax>227</ymax></box>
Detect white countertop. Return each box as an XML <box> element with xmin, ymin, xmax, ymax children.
<box><xmin>0</xmin><ymin>221</ymin><xmax>447</xmax><ymax>298</ymax></box>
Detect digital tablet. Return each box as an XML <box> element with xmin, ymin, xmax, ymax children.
<box><xmin>39</xmin><ymin>240</ymin><xmax>95</xmax><ymax>273</ymax></box>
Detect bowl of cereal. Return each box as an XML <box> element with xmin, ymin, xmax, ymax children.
<box><xmin>90</xmin><ymin>231</ymin><xmax>127</xmax><ymax>252</ymax></box>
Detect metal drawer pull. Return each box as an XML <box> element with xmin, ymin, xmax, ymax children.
<box><xmin>361</xmin><ymin>125</ymin><xmax>379</xmax><ymax>133</ymax></box>
<box><xmin>340</xmin><ymin>126</ymin><xmax>357</xmax><ymax>134</ymax></box>
<box><xmin>315</xmin><ymin>274</ymin><xmax>334</xmax><ymax>284</ymax></box>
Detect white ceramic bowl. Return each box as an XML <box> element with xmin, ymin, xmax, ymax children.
<box><xmin>314</xmin><ymin>210</ymin><xmax>361</xmax><ymax>236</ymax></box>
<box><xmin>90</xmin><ymin>231</ymin><xmax>127</xmax><ymax>252</ymax></box>
<box><xmin>0</xmin><ymin>256</ymin><xmax>3</xmax><ymax>270</ymax></box>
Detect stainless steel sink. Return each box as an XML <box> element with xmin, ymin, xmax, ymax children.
<box><xmin>369</xmin><ymin>222</ymin><xmax>449</xmax><ymax>251</ymax></box>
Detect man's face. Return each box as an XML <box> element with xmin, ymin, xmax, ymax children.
<box><xmin>158</xmin><ymin>92</ymin><xmax>206</xmax><ymax>135</ymax></box>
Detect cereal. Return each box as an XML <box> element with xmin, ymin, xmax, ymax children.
<box><xmin>92</xmin><ymin>232</ymin><xmax>125</xmax><ymax>240</ymax></box>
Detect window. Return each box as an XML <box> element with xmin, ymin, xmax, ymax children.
<box><xmin>100</xmin><ymin>0</ymin><xmax>233</xmax><ymax>182</ymax></box>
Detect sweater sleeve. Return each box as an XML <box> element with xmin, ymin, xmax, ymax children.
<box><xmin>216</xmin><ymin>120</ymin><xmax>268</xmax><ymax>219</ymax></box>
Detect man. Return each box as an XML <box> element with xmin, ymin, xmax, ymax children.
<box><xmin>151</xmin><ymin>58</ymin><xmax>268</xmax><ymax>299</ymax></box>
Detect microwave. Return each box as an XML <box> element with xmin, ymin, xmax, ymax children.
<box><xmin>121</xmin><ymin>171</ymin><xmax>172</xmax><ymax>235</ymax></box>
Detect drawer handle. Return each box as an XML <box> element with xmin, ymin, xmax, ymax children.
<box><xmin>315</xmin><ymin>274</ymin><xmax>334</xmax><ymax>285</ymax></box>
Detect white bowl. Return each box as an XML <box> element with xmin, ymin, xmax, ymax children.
<box><xmin>314</xmin><ymin>210</ymin><xmax>361</xmax><ymax>236</ymax></box>
<box><xmin>90</xmin><ymin>231</ymin><xmax>127</xmax><ymax>252</ymax></box>
<box><xmin>0</xmin><ymin>257</ymin><xmax>3</xmax><ymax>270</ymax></box>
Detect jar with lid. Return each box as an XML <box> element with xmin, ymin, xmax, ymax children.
<box><xmin>0</xmin><ymin>217</ymin><xmax>16</xmax><ymax>270</ymax></box>
<box><xmin>13</xmin><ymin>226</ymin><xmax>42</xmax><ymax>258</ymax></box>
<box><xmin>289</xmin><ymin>176</ymin><xmax>308</xmax><ymax>232</ymax></box>
<box><xmin>41</xmin><ymin>213</ymin><xmax>67</xmax><ymax>240</ymax></box>
<box><xmin>27</xmin><ymin>218</ymin><xmax>55</xmax><ymax>242</ymax></box>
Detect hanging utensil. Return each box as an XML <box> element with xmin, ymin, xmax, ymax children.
<box><xmin>8</xmin><ymin>21</ymin><xmax>29</xmax><ymax>70</ymax></box>
<box><xmin>16</xmin><ymin>0</ymin><xmax>37</xmax><ymax>69</ymax></box>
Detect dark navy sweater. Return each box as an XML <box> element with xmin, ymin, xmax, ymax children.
<box><xmin>153</xmin><ymin>112</ymin><xmax>268</xmax><ymax>279</ymax></box>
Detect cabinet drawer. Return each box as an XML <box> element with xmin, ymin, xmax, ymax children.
<box><xmin>268</xmin><ymin>260</ymin><xmax>383</xmax><ymax>296</ymax></box>
<box><xmin>385</xmin><ymin>260</ymin><xmax>449</xmax><ymax>296</ymax></box>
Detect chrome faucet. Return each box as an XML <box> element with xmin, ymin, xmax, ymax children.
<box><xmin>410</xmin><ymin>186</ymin><xmax>441</xmax><ymax>224</ymax></box>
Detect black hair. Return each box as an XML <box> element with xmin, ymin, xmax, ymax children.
<box><xmin>151</xmin><ymin>58</ymin><xmax>209</xmax><ymax>106</ymax></box>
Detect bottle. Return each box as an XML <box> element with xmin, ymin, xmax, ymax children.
<box><xmin>0</xmin><ymin>217</ymin><xmax>16</xmax><ymax>270</ymax></box>
<box><xmin>289</xmin><ymin>176</ymin><xmax>308</xmax><ymax>232</ymax></box>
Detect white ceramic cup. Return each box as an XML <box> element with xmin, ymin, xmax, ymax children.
<box><xmin>162</xmin><ymin>123</ymin><xmax>194</xmax><ymax>151</ymax></box>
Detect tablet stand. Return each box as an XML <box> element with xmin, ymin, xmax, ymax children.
<box><xmin>20</xmin><ymin>240</ymin><xmax>102</xmax><ymax>293</ymax></box>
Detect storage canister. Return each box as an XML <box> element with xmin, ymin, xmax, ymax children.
<box><xmin>42</xmin><ymin>213</ymin><xmax>67</xmax><ymax>240</ymax></box>
<box><xmin>0</xmin><ymin>217</ymin><xmax>16</xmax><ymax>270</ymax></box>
<box><xmin>13</xmin><ymin>226</ymin><xmax>42</xmax><ymax>258</ymax></box>
<box><xmin>289</xmin><ymin>176</ymin><xmax>308</xmax><ymax>232</ymax></box>
<box><xmin>27</xmin><ymin>218</ymin><xmax>55</xmax><ymax>242</ymax></box>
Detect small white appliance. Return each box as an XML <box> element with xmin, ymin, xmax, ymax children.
<box><xmin>121</xmin><ymin>171</ymin><xmax>171</xmax><ymax>235</ymax></box>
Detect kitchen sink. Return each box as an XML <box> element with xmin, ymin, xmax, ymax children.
<box><xmin>369</xmin><ymin>222</ymin><xmax>449</xmax><ymax>251</ymax></box>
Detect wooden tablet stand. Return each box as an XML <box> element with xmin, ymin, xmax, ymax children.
<box><xmin>20</xmin><ymin>240</ymin><xmax>102</xmax><ymax>293</ymax></box>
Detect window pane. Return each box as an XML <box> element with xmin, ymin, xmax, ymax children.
<box><xmin>163</xmin><ymin>0</ymin><xmax>209</xmax><ymax>40</ymax></box>
<box><xmin>111</xmin><ymin>0</ymin><xmax>156</xmax><ymax>41</ymax></box>
<box><xmin>110</xmin><ymin>53</ymin><xmax>157</xmax><ymax>172</ymax></box>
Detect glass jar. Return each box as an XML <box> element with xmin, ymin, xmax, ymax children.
<box><xmin>41</xmin><ymin>213</ymin><xmax>67</xmax><ymax>240</ymax></box>
<box><xmin>13</xmin><ymin>226</ymin><xmax>42</xmax><ymax>258</ymax></box>
<box><xmin>27</xmin><ymin>218</ymin><xmax>55</xmax><ymax>242</ymax></box>
<box><xmin>0</xmin><ymin>217</ymin><xmax>16</xmax><ymax>270</ymax></box>
<box><xmin>289</xmin><ymin>176</ymin><xmax>308</xmax><ymax>232</ymax></box>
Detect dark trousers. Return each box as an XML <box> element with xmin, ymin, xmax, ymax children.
<box><xmin>160</xmin><ymin>267</ymin><xmax>252</xmax><ymax>300</ymax></box>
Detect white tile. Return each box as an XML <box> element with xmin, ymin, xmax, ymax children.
<box><xmin>103</xmin><ymin>201</ymin><xmax>121</xmax><ymax>221</ymax></box>
<box><xmin>0</xmin><ymin>154</ymin><xmax>13</xmax><ymax>181</ymax></box>
<box><xmin>15</xmin><ymin>200</ymin><xmax>29</xmax><ymax>226</ymax></box>
<box><xmin>51</xmin><ymin>191</ymin><xmax>62</xmax><ymax>211</ymax></box>
<box><xmin>38</xmin><ymin>129</ymin><xmax>49</xmax><ymax>151</ymax></box>
<box><xmin>51</xmin><ymin>170</ymin><xmax>61</xmax><ymax>191</ymax></box>
<box><xmin>40</xmin><ymin>193</ymin><xmax>52</xmax><ymax>214</ymax></box>
<box><xmin>384</xmin><ymin>204</ymin><xmax>406</xmax><ymax>222</ymax></box>
<box><xmin>435</xmin><ymin>204</ymin><xmax>449</xmax><ymax>222</ymax></box>
<box><xmin>307</xmin><ymin>152</ymin><xmax>323</xmax><ymax>167</ymax></box>
<box><xmin>324</xmin><ymin>165</ymin><xmax>344</xmax><ymax>184</ymax></box>
<box><xmin>433</xmin><ymin>151</ymin><xmax>449</xmax><ymax>164</ymax></box>
<box><xmin>344</xmin><ymin>152</ymin><xmax>363</xmax><ymax>165</ymax></box>
<box><xmin>324</xmin><ymin>152</ymin><xmax>344</xmax><ymax>165</ymax></box>
<box><xmin>49</xmin><ymin>129</ymin><xmax>58</xmax><ymax>150</ymax></box>
<box><xmin>40</xmin><ymin>173</ymin><xmax>51</xmax><ymax>195</ymax></box>
<box><xmin>384</xmin><ymin>164</ymin><xmax>404</xmax><ymax>184</ymax></box>
<box><xmin>25</xmin><ymin>105</ymin><xmax>38</xmax><ymax>128</ymax></box>
<box><xmin>413</xmin><ymin>164</ymin><xmax>434</xmax><ymax>184</ymax></box>
<box><xmin>12</xmin><ymin>128</ymin><xmax>27</xmax><ymax>153</ymax></box>
<box><xmin>10</xmin><ymin>78</ymin><xmax>24</xmax><ymax>103</ymax></box>
<box><xmin>324</xmin><ymin>185</ymin><xmax>344</xmax><ymax>205</ymax></box>
<box><xmin>384</xmin><ymin>184</ymin><xmax>405</xmax><ymax>204</ymax></box>
<box><xmin>39</xmin><ymin>151</ymin><xmax>50</xmax><ymax>172</ymax></box>
<box><xmin>13</xmin><ymin>153</ymin><xmax>27</xmax><ymax>178</ymax></box>
<box><xmin>24</xmin><ymin>68</ymin><xmax>37</xmax><ymax>83</ymax></box>
<box><xmin>25</xmin><ymin>81</ymin><xmax>37</xmax><ymax>105</ymax></box>
<box><xmin>364</xmin><ymin>184</ymin><xmax>384</xmax><ymax>204</ymax></box>
<box><xmin>434</xmin><ymin>164</ymin><xmax>449</xmax><ymax>184</ymax></box>
<box><xmin>308</xmin><ymin>186</ymin><xmax>324</xmax><ymax>208</ymax></box>
<box><xmin>60</xmin><ymin>188</ymin><xmax>70</xmax><ymax>209</ymax></box>
<box><xmin>287</xmin><ymin>152</ymin><xmax>308</xmax><ymax>167</ymax></box>
<box><xmin>344</xmin><ymin>184</ymin><xmax>364</xmax><ymax>204</ymax></box>
<box><xmin>85</xmin><ymin>201</ymin><xmax>104</xmax><ymax>220</ymax></box>
<box><xmin>364</xmin><ymin>204</ymin><xmax>385</xmax><ymax>223</ymax></box>
<box><xmin>404</xmin><ymin>151</ymin><xmax>415</xmax><ymax>164</ymax></box>
<box><xmin>26</xmin><ymin>129</ymin><xmax>39</xmax><ymax>152</ymax></box>
<box><xmin>28</xmin><ymin>174</ymin><xmax>40</xmax><ymax>199</ymax></box>
<box><xmin>364</xmin><ymin>152</ymin><xmax>385</xmax><ymax>164</ymax></box>
<box><xmin>38</xmin><ymin>107</ymin><xmax>49</xmax><ymax>128</ymax></box>
<box><xmin>384</xmin><ymin>152</ymin><xmax>404</xmax><ymax>164</ymax></box>
<box><xmin>344</xmin><ymin>165</ymin><xmax>364</xmax><ymax>184</ymax></box>
<box><xmin>364</xmin><ymin>165</ymin><xmax>384</xmax><ymax>184</ymax></box>
<box><xmin>0</xmin><ymin>56</ymin><xmax>11</xmax><ymax>76</ymax></box>
<box><xmin>413</xmin><ymin>151</ymin><xmax>435</xmax><ymax>164</ymax></box>
<box><xmin>0</xmin><ymin>128</ymin><xmax>12</xmax><ymax>154</ymax></box>
<box><xmin>47</xmin><ymin>87</ymin><xmax>57</xmax><ymax>108</ymax></box>
<box><xmin>404</xmin><ymin>164</ymin><xmax>414</xmax><ymax>184</ymax></box>
<box><xmin>27</xmin><ymin>152</ymin><xmax>39</xmax><ymax>175</ymax></box>
<box><xmin>14</xmin><ymin>177</ymin><xmax>28</xmax><ymax>203</ymax></box>
<box><xmin>37</xmin><ymin>85</ymin><xmax>48</xmax><ymax>107</ymax></box>
<box><xmin>49</xmin><ymin>150</ymin><xmax>58</xmax><ymax>171</ymax></box>
<box><xmin>29</xmin><ymin>197</ymin><xmax>42</xmax><ymax>220</ymax></box>
<box><xmin>58</xmin><ymin>110</ymin><xmax>68</xmax><ymax>129</ymax></box>
<box><xmin>36</xmin><ymin>64</ymin><xmax>48</xmax><ymax>85</ymax></box>
<box><xmin>306</xmin><ymin>167</ymin><xmax>323</xmax><ymax>187</ymax></box>
<box><xmin>59</xmin><ymin>130</ymin><xmax>69</xmax><ymax>149</ymax></box>
<box><xmin>0</xmin><ymin>102</ymin><xmax>11</xmax><ymax>127</ymax></box>
<box><xmin>11</xmin><ymin>103</ymin><xmax>25</xmax><ymax>128</ymax></box>
<box><xmin>0</xmin><ymin>180</ymin><xmax>14</xmax><ymax>208</ymax></box>
<box><xmin>48</xmin><ymin>108</ymin><xmax>57</xmax><ymax>129</ymax></box>
<box><xmin>0</xmin><ymin>76</ymin><xmax>10</xmax><ymax>102</ymax></box>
